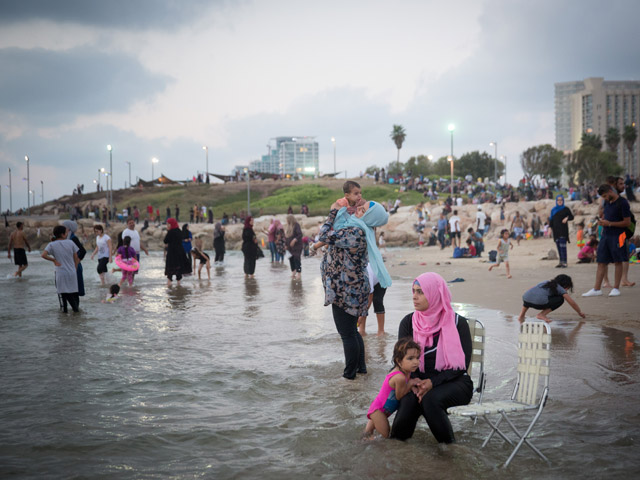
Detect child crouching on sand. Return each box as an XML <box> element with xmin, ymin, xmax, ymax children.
<box><xmin>364</xmin><ymin>339</ymin><xmax>421</xmax><ymax>438</ymax></box>
<box><xmin>518</xmin><ymin>274</ymin><xmax>586</xmax><ymax>323</ymax></box>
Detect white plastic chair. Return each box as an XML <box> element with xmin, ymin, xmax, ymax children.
<box><xmin>448</xmin><ymin>321</ymin><xmax>551</xmax><ymax>468</ymax></box>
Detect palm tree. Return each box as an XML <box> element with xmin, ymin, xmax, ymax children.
<box><xmin>390</xmin><ymin>125</ymin><xmax>406</xmax><ymax>171</ymax></box>
<box><xmin>580</xmin><ymin>132</ymin><xmax>602</xmax><ymax>150</ymax></box>
<box><xmin>605</xmin><ymin>127</ymin><xmax>621</xmax><ymax>153</ymax></box>
<box><xmin>623</xmin><ymin>125</ymin><xmax>638</xmax><ymax>172</ymax></box>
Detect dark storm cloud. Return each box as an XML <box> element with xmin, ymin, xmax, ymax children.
<box><xmin>0</xmin><ymin>0</ymin><xmax>225</xmax><ymax>29</ymax></box>
<box><xmin>0</xmin><ymin>46</ymin><xmax>172</xmax><ymax>124</ymax></box>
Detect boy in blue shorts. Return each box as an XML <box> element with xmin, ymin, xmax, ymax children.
<box><xmin>582</xmin><ymin>184</ymin><xmax>631</xmax><ymax>298</ymax></box>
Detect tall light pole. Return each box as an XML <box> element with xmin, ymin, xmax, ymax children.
<box><xmin>107</xmin><ymin>145</ymin><xmax>113</xmax><ymax>214</ymax></box>
<box><xmin>24</xmin><ymin>156</ymin><xmax>30</xmax><ymax>215</ymax></box>
<box><xmin>151</xmin><ymin>157</ymin><xmax>159</xmax><ymax>181</ymax></box>
<box><xmin>331</xmin><ymin>137</ymin><xmax>336</xmax><ymax>175</ymax></box>
<box><xmin>489</xmin><ymin>141</ymin><xmax>498</xmax><ymax>183</ymax></box>
<box><xmin>30</xmin><ymin>190</ymin><xmax>35</xmax><ymax>207</ymax></box>
<box><xmin>125</xmin><ymin>161</ymin><xmax>131</xmax><ymax>187</ymax></box>
<box><xmin>40</xmin><ymin>180</ymin><xmax>44</xmax><ymax>204</ymax></box>
<box><xmin>500</xmin><ymin>155</ymin><xmax>507</xmax><ymax>185</ymax></box>
<box><xmin>448</xmin><ymin>124</ymin><xmax>455</xmax><ymax>196</ymax></box>
<box><xmin>8</xmin><ymin>167</ymin><xmax>12</xmax><ymax>212</ymax></box>
<box><xmin>243</xmin><ymin>167</ymin><xmax>251</xmax><ymax>214</ymax></box>
<box><xmin>202</xmin><ymin>146</ymin><xmax>209</xmax><ymax>183</ymax></box>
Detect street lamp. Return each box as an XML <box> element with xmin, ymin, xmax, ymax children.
<box><xmin>448</xmin><ymin>155</ymin><xmax>454</xmax><ymax>196</ymax></box>
<box><xmin>125</xmin><ymin>161</ymin><xmax>131</xmax><ymax>188</ymax></box>
<box><xmin>24</xmin><ymin>155</ymin><xmax>30</xmax><ymax>215</ymax></box>
<box><xmin>489</xmin><ymin>141</ymin><xmax>498</xmax><ymax>183</ymax></box>
<box><xmin>151</xmin><ymin>157</ymin><xmax>159</xmax><ymax>181</ymax></box>
<box><xmin>202</xmin><ymin>146</ymin><xmax>209</xmax><ymax>183</ymax></box>
<box><xmin>40</xmin><ymin>180</ymin><xmax>44</xmax><ymax>204</ymax></box>
<box><xmin>243</xmin><ymin>167</ymin><xmax>251</xmax><ymax>214</ymax></box>
<box><xmin>331</xmin><ymin>137</ymin><xmax>336</xmax><ymax>175</ymax></box>
<box><xmin>447</xmin><ymin>124</ymin><xmax>455</xmax><ymax>196</ymax></box>
<box><xmin>8</xmin><ymin>167</ymin><xmax>12</xmax><ymax>212</ymax></box>
<box><xmin>500</xmin><ymin>155</ymin><xmax>507</xmax><ymax>185</ymax></box>
<box><xmin>107</xmin><ymin>144</ymin><xmax>113</xmax><ymax>212</ymax></box>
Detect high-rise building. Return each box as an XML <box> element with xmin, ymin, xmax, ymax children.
<box><xmin>555</xmin><ymin>77</ymin><xmax>640</xmax><ymax>174</ymax></box>
<box><xmin>250</xmin><ymin>137</ymin><xmax>319</xmax><ymax>177</ymax></box>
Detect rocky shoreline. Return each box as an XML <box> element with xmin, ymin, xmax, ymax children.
<box><xmin>2</xmin><ymin>199</ymin><xmax>636</xmax><ymax>252</ymax></box>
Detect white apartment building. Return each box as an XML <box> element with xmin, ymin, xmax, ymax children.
<box><xmin>555</xmin><ymin>77</ymin><xmax>640</xmax><ymax>174</ymax></box>
<box><xmin>250</xmin><ymin>137</ymin><xmax>319</xmax><ymax>178</ymax></box>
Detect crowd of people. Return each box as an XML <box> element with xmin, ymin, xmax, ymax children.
<box><xmin>5</xmin><ymin>172</ymin><xmax>637</xmax><ymax>447</ymax></box>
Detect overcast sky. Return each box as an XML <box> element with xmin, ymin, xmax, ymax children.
<box><xmin>1</xmin><ymin>0</ymin><xmax>639</xmax><ymax>210</ymax></box>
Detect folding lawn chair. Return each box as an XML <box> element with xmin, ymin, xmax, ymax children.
<box><xmin>448</xmin><ymin>321</ymin><xmax>551</xmax><ymax>468</ymax></box>
<box><xmin>465</xmin><ymin>318</ymin><xmax>487</xmax><ymax>407</ymax></box>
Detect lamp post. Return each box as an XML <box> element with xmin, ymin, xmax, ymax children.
<box><xmin>40</xmin><ymin>180</ymin><xmax>44</xmax><ymax>204</ymax></box>
<box><xmin>30</xmin><ymin>190</ymin><xmax>35</xmax><ymax>207</ymax></box>
<box><xmin>125</xmin><ymin>161</ymin><xmax>131</xmax><ymax>188</ymax></box>
<box><xmin>107</xmin><ymin>145</ymin><xmax>113</xmax><ymax>213</ymax></box>
<box><xmin>243</xmin><ymin>167</ymin><xmax>251</xmax><ymax>214</ymax></box>
<box><xmin>489</xmin><ymin>141</ymin><xmax>498</xmax><ymax>183</ymax></box>
<box><xmin>500</xmin><ymin>155</ymin><xmax>507</xmax><ymax>185</ymax></box>
<box><xmin>8</xmin><ymin>167</ymin><xmax>12</xmax><ymax>212</ymax></box>
<box><xmin>24</xmin><ymin>156</ymin><xmax>30</xmax><ymax>215</ymax></box>
<box><xmin>331</xmin><ymin>137</ymin><xmax>336</xmax><ymax>175</ymax></box>
<box><xmin>447</xmin><ymin>124</ymin><xmax>455</xmax><ymax>195</ymax></box>
<box><xmin>151</xmin><ymin>157</ymin><xmax>159</xmax><ymax>181</ymax></box>
<box><xmin>202</xmin><ymin>146</ymin><xmax>209</xmax><ymax>183</ymax></box>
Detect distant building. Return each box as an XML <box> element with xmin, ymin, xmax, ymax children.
<box><xmin>249</xmin><ymin>137</ymin><xmax>319</xmax><ymax>178</ymax></box>
<box><xmin>555</xmin><ymin>77</ymin><xmax>640</xmax><ymax>174</ymax></box>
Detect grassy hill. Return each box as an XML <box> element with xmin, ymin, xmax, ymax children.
<box><xmin>33</xmin><ymin>178</ymin><xmax>429</xmax><ymax>219</ymax></box>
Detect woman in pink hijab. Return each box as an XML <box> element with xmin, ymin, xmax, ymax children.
<box><xmin>390</xmin><ymin>272</ymin><xmax>473</xmax><ymax>443</ymax></box>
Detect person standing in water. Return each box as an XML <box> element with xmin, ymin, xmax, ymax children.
<box><xmin>90</xmin><ymin>224</ymin><xmax>112</xmax><ymax>286</ymax></box>
<box><xmin>7</xmin><ymin>221</ymin><xmax>31</xmax><ymax>277</ymax></box>
<box><xmin>63</xmin><ymin>220</ymin><xmax>86</xmax><ymax>298</ymax></box>
<box><xmin>41</xmin><ymin>225</ymin><xmax>81</xmax><ymax>312</ymax></box>
<box><xmin>241</xmin><ymin>216</ymin><xmax>259</xmax><ymax>278</ymax></box>
<box><xmin>213</xmin><ymin>222</ymin><xmax>226</xmax><ymax>264</ymax></box>
<box><xmin>164</xmin><ymin>218</ymin><xmax>191</xmax><ymax>286</ymax></box>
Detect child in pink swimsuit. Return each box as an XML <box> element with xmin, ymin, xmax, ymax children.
<box><xmin>364</xmin><ymin>339</ymin><xmax>421</xmax><ymax>438</ymax></box>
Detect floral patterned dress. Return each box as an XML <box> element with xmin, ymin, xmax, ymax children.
<box><xmin>319</xmin><ymin>209</ymin><xmax>369</xmax><ymax>317</ymax></box>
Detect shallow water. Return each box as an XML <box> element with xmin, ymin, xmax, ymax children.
<box><xmin>1</xmin><ymin>252</ymin><xmax>639</xmax><ymax>479</ymax></box>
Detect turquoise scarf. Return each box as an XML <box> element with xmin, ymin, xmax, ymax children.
<box><xmin>333</xmin><ymin>202</ymin><xmax>392</xmax><ymax>288</ymax></box>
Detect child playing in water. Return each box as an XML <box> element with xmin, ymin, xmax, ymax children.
<box><xmin>518</xmin><ymin>274</ymin><xmax>586</xmax><ymax>323</ymax></box>
<box><xmin>364</xmin><ymin>338</ymin><xmax>421</xmax><ymax>438</ymax></box>
<box><xmin>116</xmin><ymin>236</ymin><xmax>137</xmax><ymax>287</ymax></box>
<box><xmin>335</xmin><ymin>180</ymin><xmax>365</xmax><ymax>214</ymax></box>
<box><xmin>191</xmin><ymin>236</ymin><xmax>211</xmax><ymax>279</ymax></box>
<box><xmin>103</xmin><ymin>284</ymin><xmax>120</xmax><ymax>303</ymax></box>
<box><xmin>488</xmin><ymin>229</ymin><xmax>513</xmax><ymax>278</ymax></box>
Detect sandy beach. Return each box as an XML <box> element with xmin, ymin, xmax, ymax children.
<box><xmin>385</xmin><ymin>236</ymin><xmax>640</xmax><ymax>335</ymax></box>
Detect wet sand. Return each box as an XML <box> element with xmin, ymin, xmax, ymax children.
<box><xmin>385</xmin><ymin>237</ymin><xmax>640</xmax><ymax>335</ymax></box>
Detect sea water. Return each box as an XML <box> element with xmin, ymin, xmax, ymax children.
<box><xmin>1</xmin><ymin>252</ymin><xmax>638</xmax><ymax>479</ymax></box>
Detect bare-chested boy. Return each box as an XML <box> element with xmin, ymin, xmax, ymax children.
<box><xmin>8</xmin><ymin>222</ymin><xmax>32</xmax><ymax>277</ymax></box>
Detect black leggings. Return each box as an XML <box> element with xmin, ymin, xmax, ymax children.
<box><xmin>523</xmin><ymin>295</ymin><xmax>565</xmax><ymax>311</ymax></box>
<box><xmin>214</xmin><ymin>245</ymin><xmax>225</xmax><ymax>263</ymax></box>
<box><xmin>167</xmin><ymin>273</ymin><xmax>183</xmax><ymax>281</ymax></box>
<box><xmin>390</xmin><ymin>374</ymin><xmax>473</xmax><ymax>443</ymax></box>
<box><xmin>289</xmin><ymin>255</ymin><xmax>301</xmax><ymax>273</ymax></box>
<box><xmin>59</xmin><ymin>293</ymin><xmax>80</xmax><ymax>313</ymax></box>
<box><xmin>332</xmin><ymin>304</ymin><xmax>366</xmax><ymax>379</ymax></box>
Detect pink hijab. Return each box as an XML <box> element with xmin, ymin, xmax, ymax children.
<box><xmin>411</xmin><ymin>272</ymin><xmax>466</xmax><ymax>372</ymax></box>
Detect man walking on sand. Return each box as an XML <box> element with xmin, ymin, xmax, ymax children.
<box><xmin>8</xmin><ymin>221</ymin><xmax>32</xmax><ymax>277</ymax></box>
<box><xmin>582</xmin><ymin>184</ymin><xmax>631</xmax><ymax>298</ymax></box>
